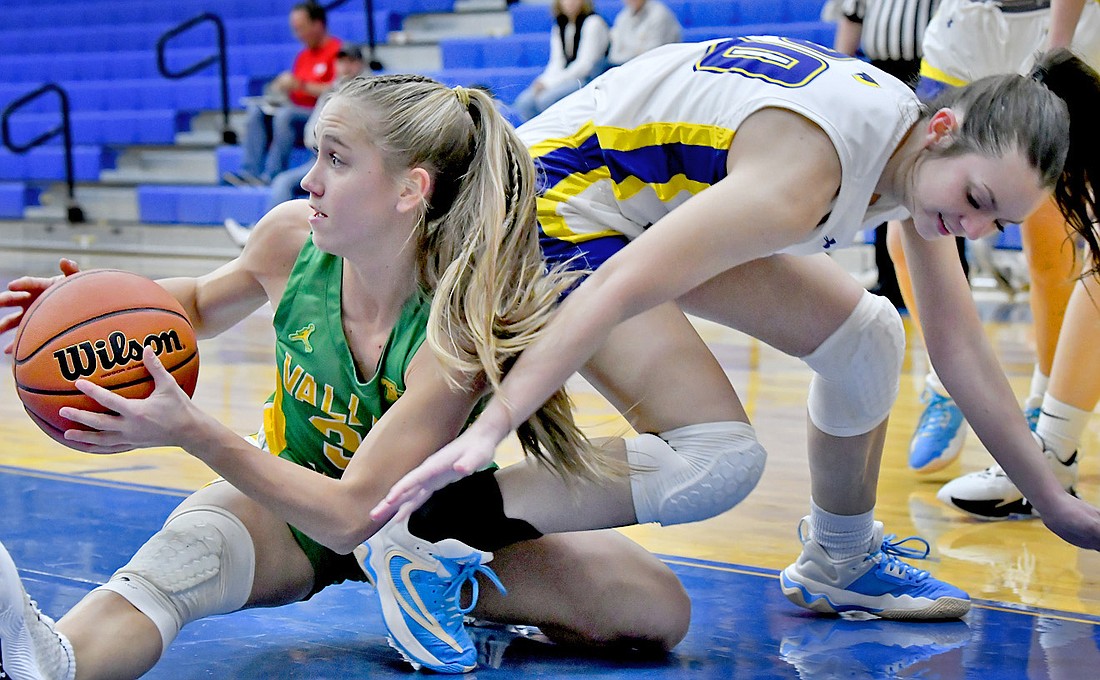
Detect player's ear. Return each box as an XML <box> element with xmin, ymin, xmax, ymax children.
<box><xmin>924</xmin><ymin>108</ymin><xmax>959</xmax><ymax>150</ymax></box>
<box><xmin>397</xmin><ymin>167</ymin><xmax>431</xmax><ymax>215</ymax></box>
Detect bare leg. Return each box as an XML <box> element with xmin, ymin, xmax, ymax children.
<box><xmin>472</xmin><ymin>530</ymin><xmax>690</xmax><ymax>652</ymax></box>
<box><xmin>498</xmin><ymin>301</ymin><xmax>749</xmax><ymax>532</ymax></box>
<box><xmin>1021</xmin><ymin>197</ymin><xmax>1079</xmax><ymax>377</ymax></box>
<box><xmin>56</xmin><ymin>482</ymin><xmax>315</xmax><ymax>680</ymax></box>
<box><xmin>1046</xmin><ymin>270</ymin><xmax>1100</xmax><ymax>411</ymax></box>
<box><xmin>680</xmin><ymin>254</ymin><xmax>881</xmax><ymax>515</ymax></box>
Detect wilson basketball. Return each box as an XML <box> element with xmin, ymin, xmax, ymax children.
<box><xmin>11</xmin><ymin>269</ymin><xmax>200</xmax><ymax>451</ymax></box>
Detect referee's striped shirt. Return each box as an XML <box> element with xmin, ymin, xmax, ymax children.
<box><xmin>841</xmin><ymin>0</ymin><xmax>939</xmax><ymax>62</ymax></box>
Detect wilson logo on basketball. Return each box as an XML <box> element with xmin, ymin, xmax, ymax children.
<box><xmin>52</xmin><ymin>329</ymin><xmax>187</xmax><ymax>381</ymax></box>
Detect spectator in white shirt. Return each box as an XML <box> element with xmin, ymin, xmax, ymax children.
<box><xmin>511</xmin><ymin>0</ymin><xmax>609</xmax><ymax>121</ymax></box>
<box><xmin>608</xmin><ymin>0</ymin><xmax>682</xmax><ymax>67</ymax></box>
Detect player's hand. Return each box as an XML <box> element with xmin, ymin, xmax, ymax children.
<box><xmin>60</xmin><ymin>346</ymin><xmax>199</xmax><ymax>453</ymax></box>
<box><xmin>1038</xmin><ymin>492</ymin><xmax>1100</xmax><ymax>552</ymax></box>
<box><xmin>370</xmin><ymin>425</ymin><xmax>501</xmax><ymax>523</ymax></box>
<box><xmin>0</xmin><ymin>258</ymin><xmax>80</xmax><ymax>351</ymax></box>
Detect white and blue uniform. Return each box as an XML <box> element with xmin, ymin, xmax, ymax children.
<box><xmin>519</xmin><ymin>36</ymin><xmax>921</xmax><ymax>269</ymax></box>
<box><xmin>920</xmin><ymin>0</ymin><xmax>1100</xmax><ymax>96</ymax></box>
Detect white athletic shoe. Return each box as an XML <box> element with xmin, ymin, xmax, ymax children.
<box><xmin>937</xmin><ymin>435</ymin><xmax>1079</xmax><ymax>520</ymax></box>
<box><xmin>0</xmin><ymin>542</ymin><xmax>75</xmax><ymax>680</ymax></box>
<box><xmin>780</xmin><ymin>519</ymin><xmax>970</xmax><ymax>620</ymax></box>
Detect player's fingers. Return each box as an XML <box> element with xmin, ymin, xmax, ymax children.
<box><xmin>63</xmin><ymin>428</ymin><xmax>130</xmax><ymax>453</ymax></box>
<box><xmin>392</xmin><ymin>490</ymin><xmax>431</xmax><ymax>524</ymax></box>
<box><xmin>59</xmin><ymin>259</ymin><xmax>80</xmax><ymax>276</ymax></box>
<box><xmin>0</xmin><ymin>289</ymin><xmax>32</xmax><ymax>306</ymax></box>
<box><xmin>0</xmin><ymin>310</ymin><xmax>25</xmax><ymax>336</ymax></box>
<box><xmin>143</xmin><ymin>346</ymin><xmax>174</xmax><ymax>388</ymax></box>
<box><xmin>71</xmin><ymin>379</ymin><xmax>129</xmax><ymax>412</ymax></box>
<box><xmin>59</xmin><ymin>406</ymin><xmax>118</xmax><ymax>431</ymax></box>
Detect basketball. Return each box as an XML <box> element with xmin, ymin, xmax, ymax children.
<box><xmin>11</xmin><ymin>269</ymin><xmax>200</xmax><ymax>451</ymax></box>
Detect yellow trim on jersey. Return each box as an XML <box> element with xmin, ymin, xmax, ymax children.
<box><xmin>919</xmin><ymin>60</ymin><xmax>969</xmax><ymax>88</ymax></box>
<box><xmin>263</xmin><ymin>386</ymin><xmax>288</xmax><ymax>456</ymax></box>
<box><xmin>533</xmin><ymin>121</ymin><xmax>734</xmax><ymax>241</ymax></box>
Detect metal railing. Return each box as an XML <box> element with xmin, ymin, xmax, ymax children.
<box><xmin>326</xmin><ymin>0</ymin><xmax>385</xmax><ymax>70</ymax></box>
<box><xmin>1</xmin><ymin>83</ymin><xmax>85</xmax><ymax>223</ymax></box>
<box><xmin>156</xmin><ymin>12</ymin><xmax>237</xmax><ymax>144</ymax></box>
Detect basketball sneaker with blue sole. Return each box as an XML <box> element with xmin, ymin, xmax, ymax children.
<box><xmin>356</xmin><ymin>517</ymin><xmax>506</xmax><ymax>674</ymax></box>
<box><xmin>909</xmin><ymin>389</ymin><xmax>968</xmax><ymax>473</ymax></box>
<box><xmin>937</xmin><ymin>433</ymin><xmax>1078</xmax><ymax>520</ymax></box>
<box><xmin>780</xmin><ymin>518</ymin><xmax>970</xmax><ymax>620</ymax></box>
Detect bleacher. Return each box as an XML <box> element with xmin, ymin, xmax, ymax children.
<box><xmin>8</xmin><ymin>0</ymin><xmax>943</xmax><ymax>245</ymax></box>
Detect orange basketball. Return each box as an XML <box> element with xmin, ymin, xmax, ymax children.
<box><xmin>11</xmin><ymin>269</ymin><xmax>200</xmax><ymax>451</ymax></box>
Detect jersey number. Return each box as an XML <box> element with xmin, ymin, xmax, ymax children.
<box><xmin>695</xmin><ymin>37</ymin><xmax>848</xmax><ymax>88</ymax></box>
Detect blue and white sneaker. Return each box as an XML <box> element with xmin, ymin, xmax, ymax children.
<box><xmin>780</xmin><ymin>518</ymin><xmax>971</xmax><ymax>620</ymax></box>
<box><xmin>1024</xmin><ymin>406</ymin><xmax>1041</xmax><ymax>432</ymax></box>
<box><xmin>0</xmin><ymin>541</ymin><xmax>75</xmax><ymax>680</ymax></box>
<box><xmin>357</xmin><ymin>518</ymin><xmax>506</xmax><ymax>674</ymax></box>
<box><xmin>936</xmin><ymin>433</ymin><xmax>1078</xmax><ymax>520</ymax></box>
<box><xmin>909</xmin><ymin>389</ymin><xmax>968</xmax><ymax>473</ymax></box>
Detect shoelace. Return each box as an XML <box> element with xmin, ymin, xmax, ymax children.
<box><xmin>917</xmin><ymin>392</ymin><xmax>957</xmax><ymax>434</ymax></box>
<box><xmin>873</xmin><ymin>534</ymin><xmax>932</xmax><ymax>582</ymax></box>
<box><xmin>441</xmin><ymin>558</ymin><xmax>507</xmax><ymax>625</ymax></box>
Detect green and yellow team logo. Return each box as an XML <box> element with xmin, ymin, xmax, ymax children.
<box><xmin>289</xmin><ymin>323</ymin><xmax>316</xmax><ymax>353</ymax></box>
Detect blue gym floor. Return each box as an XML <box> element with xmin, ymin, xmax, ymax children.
<box><xmin>4</xmin><ymin>465</ymin><xmax>1098</xmax><ymax>679</ymax></box>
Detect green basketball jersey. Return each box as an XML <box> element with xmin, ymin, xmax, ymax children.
<box><xmin>262</xmin><ymin>236</ymin><xmax>431</xmax><ymax>478</ymax></box>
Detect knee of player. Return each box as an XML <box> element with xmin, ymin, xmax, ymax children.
<box><xmin>93</xmin><ymin>505</ymin><xmax>257</xmax><ymax>654</ymax></box>
<box><xmin>626</xmin><ymin>421</ymin><xmax>767</xmax><ymax>527</ymax></box>
<box><xmin>803</xmin><ymin>292</ymin><xmax>905</xmax><ymax>437</ymax></box>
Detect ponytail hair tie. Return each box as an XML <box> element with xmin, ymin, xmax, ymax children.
<box><xmin>453</xmin><ymin>85</ymin><xmax>470</xmax><ymax>109</ymax></box>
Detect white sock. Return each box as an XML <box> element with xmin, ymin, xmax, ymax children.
<box><xmin>809</xmin><ymin>499</ymin><xmax>875</xmax><ymax>561</ymax></box>
<box><xmin>1025</xmin><ymin>367</ymin><xmax>1049</xmax><ymax>411</ymax></box>
<box><xmin>1036</xmin><ymin>394</ymin><xmax>1092</xmax><ymax>462</ymax></box>
<box><xmin>925</xmin><ymin>369</ymin><xmax>949</xmax><ymax>398</ymax></box>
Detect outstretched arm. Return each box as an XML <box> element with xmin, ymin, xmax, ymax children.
<box><xmin>63</xmin><ymin>338</ymin><xmax>485</xmax><ymax>554</ymax></box>
<box><xmin>901</xmin><ymin>219</ymin><xmax>1100</xmax><ymax>550</ymax></box>
<box><xmin>372</xmin><ymin>107</ymin><xmax>843</xmax><ymax>519</ymax></box>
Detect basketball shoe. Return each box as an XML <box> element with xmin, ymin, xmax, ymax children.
<box><xmin>936</xmin><ymin>434</ymin><xmax>1078</xmax><ymax>520</ymax></box>
<box><xmin>357</xmin><ymin>517</ymin><xmax>506</xmax><ymax>673</ymax></box>
<box><xmin>780</xmin><ymin>518</ymin><xmax>971</xmax><ymax>619</ymax></box>
<box><xmin>1024</xmin><ymin>406</ymin><xmax>1041</xmax><ymax>432</ymax></box>
<box><xmin>0</xmin><ymin>542</ymin><xmax>75</xmax><ymax>680</ymax></box>
<box><xmin>909</xmin><ymin>388</ymin><xmax>968</xmax><ymax>473</ymax></box>
<box><xmin>780</xmin><ymin>617</ymin><xmax>971</xmax><ymax>678</ymax></box>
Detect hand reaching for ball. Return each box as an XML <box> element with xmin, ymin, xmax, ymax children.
<box><xmin>0</xmin><ymin>258</ymin><xmax>80</xmax><ymax>353</ymax></box>
<box><xmin>61</xmin><ymin>346</ymin><xmax>204</xmax><ymax>454</ymax></box>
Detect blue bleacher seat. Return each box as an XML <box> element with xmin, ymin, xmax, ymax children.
<box><xmin>138</xmin><ymin>185</ymin><xmax>269</xmax><ymax>225</ymax></box>
<box><xmin>0</xmin><ymin>182</ymin><xmax>26</xmax><ymax>218</ymax></box>
<box><xmin>216</xmin><ymin>146</ymin><xmax>312</xmax><ymax>179</ymax></box>
<box><xmin>683</xmin><ymin>21</ymin><xmax>836</xmax><ymax>47</ymax></box>
<box><xmin>683</xmin><ymin>0</ymin><xmax>743</xmax><ymax>29</ymax></box>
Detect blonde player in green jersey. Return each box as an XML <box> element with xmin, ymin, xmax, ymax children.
<box><xmin>0</xmin><ymin>75</ymin><xmax>689</xmax><ymax>680</ymax></box>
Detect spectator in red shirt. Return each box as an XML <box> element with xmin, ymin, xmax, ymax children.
<box><xmin>228</xmin><ymin>1</ymin><xmax>341</xmax><ymax>186</ymax></box>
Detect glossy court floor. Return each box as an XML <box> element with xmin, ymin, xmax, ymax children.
<box><xmin>1</xmin><ymin>250</ymin><xmax>1098</xmax><ymax>679</ymax></box>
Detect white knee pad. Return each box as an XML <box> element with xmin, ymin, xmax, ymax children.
<box><xmin>802</xmin><ymin>291</ymin><xmax>904</xmax><ymax>437</ymax></box>
<box><xmin>625</xmin><ymin>421</ymin><xmax>767</xmax><ymax>526</ymax></box>
<box><xmin>94</xmin><ymin>505</ymin><xmax>256</xmax><ymax>653</ymax></box>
